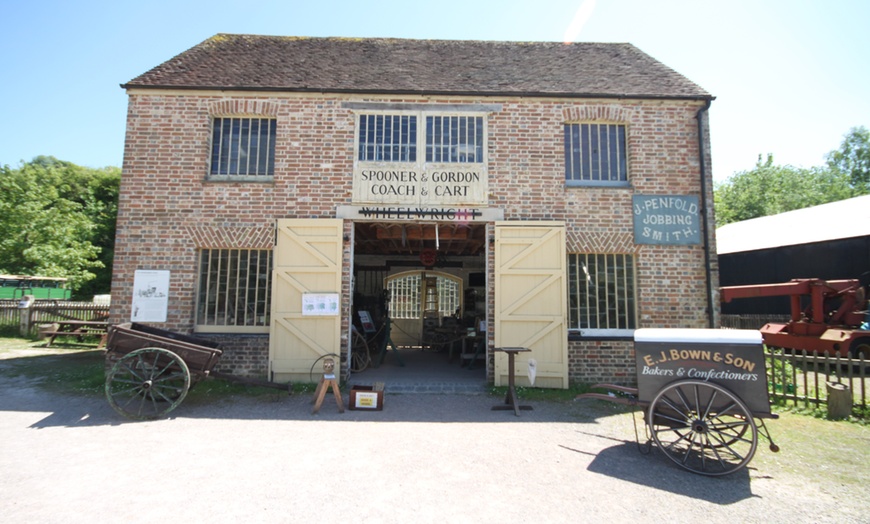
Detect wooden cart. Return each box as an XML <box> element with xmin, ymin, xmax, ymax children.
<box><xmin>104</xmin><ymin>322</ymin><xmax>285</xmax><ymax>420</ymax></box>
<box><xmin>578</xmin><ymin>328</ymin><xmax>779</xmax><ymax>476</ymax></box>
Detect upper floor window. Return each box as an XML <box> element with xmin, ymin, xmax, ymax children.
<box><xmin>426</xmin><ymin>115</ymin><xmax>484</xmax><ymax>163</ymax></box>
<box><xmin>210</xmin><ymin>117</ymin><xmax>276</xmax><ymax>177</ymax></box>
<box><xmin>356</xmin><ymin>113</ymin><xmax>485</xmax><ymax>164</ymax></box>
<box><xmin>564</xmin><ymin>123</ymin><xmax>627</xmax><ymax>186</ymax></box>
<box><xmin>358</xmin><ymin>114</ymin><xmax>418</xmax><ymax>162</ymax></box>
<box><xmin>567</xmin><ymin>253</ymin><xmax>636</xmax><ymax>336</ymax></box>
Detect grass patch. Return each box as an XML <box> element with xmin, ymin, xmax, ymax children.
<box><xmin>751</xmin><ymin>409</ymin><xmax>870</xmax><ymax>490</ymax></box>
<box><xmin>184</xmin><ymin>376</ymin><xmax>318</xmax><ymax>403</ymax></box>
<box><xmin>487</xmin><ymin>383</ymin><xmax>596</xmax><ymax>402</ymax></box>
<box><xmin>769</xmin><ymin>397</ymin><xmax>869</xmax><ymax>425</ymax></box>
<box><xmin>0</xmin><ymin>324</ymin><xmax>24</xmax><ymax>337</ymax></box>
<box><xmin>0</xmin><ymin>335</ymin><xmax>318</xmax><ymax>402</ymax></box>
<box><xmin>0</xmin><ymin>349</ymin><xmax>106</xmax><ymax>396</ymax></box>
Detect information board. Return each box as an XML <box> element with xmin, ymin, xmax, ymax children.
<box><xmin>131</xmin><ymin>269</ymin><xmax>170</xmax><ymax>323</ymax></box>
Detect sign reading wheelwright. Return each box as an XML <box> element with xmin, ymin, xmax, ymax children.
<box><xmin>632</xmin><ymin>195</ymin><xmax>701</xmax><ymax>245</ymax></box>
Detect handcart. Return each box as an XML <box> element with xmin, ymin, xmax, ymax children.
<box><xmin>578</xmin><ymin>328</ymin><xmax>779</xmax><ymax>476</ymax></box>
<box><xmin>104</xmin><ymin>322</ymin><xmax>289</xmax><ymax>420</ymax></box>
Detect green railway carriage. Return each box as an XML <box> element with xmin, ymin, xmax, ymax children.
<box><xmin>0</xmin><ymin>275</ymin><xmax>71</xmax><ymax>300</ymax></box>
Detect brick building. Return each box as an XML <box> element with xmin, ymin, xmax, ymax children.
<box><xmin>113</xmin><ymin>34</ymin><xmax>717</xmax><ymax>388</ymax></box>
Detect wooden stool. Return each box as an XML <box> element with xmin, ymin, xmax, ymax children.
<box><xmin>311</xmin><ymin>358</ymin><xmax>345</xmax><ymax>414</ymax></box>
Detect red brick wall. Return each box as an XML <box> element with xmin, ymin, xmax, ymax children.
<box><xmin>113</xmin><ymin>92</ymin><xmax>716</xmax><ymax>385</ymax></box>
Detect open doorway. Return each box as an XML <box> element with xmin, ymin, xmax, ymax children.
<box><xmin>349</xmin><ymin>221</ymin><xmax>488</xmax><ymax>390</ymax></box>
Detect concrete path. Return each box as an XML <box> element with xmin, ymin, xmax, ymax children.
<box><xmin>0</xmin><ymin>377</ymin><xmax>865</xmax><ymax>524</ymax></box>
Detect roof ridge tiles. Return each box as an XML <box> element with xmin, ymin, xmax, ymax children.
<box><xmin>122</xmin><ymin>33</ymin><xmax>712</xmax><ymax>100</ymax></box>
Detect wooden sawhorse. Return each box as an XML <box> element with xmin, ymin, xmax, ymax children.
<box><xmin>312</xmin><ymin>369</ymin><xmax>345</xmax><ymax>414</ymax></box>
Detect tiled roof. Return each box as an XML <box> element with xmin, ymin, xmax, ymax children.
<box><xmin>123</xmin><ymin>34</ymin><xmax>711</xmax><ymax>99</ymax></box>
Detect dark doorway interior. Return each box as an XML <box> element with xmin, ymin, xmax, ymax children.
<box><xmin>349</xmin><ymin>221</ymin><xmax>488</xmax><ymax>391</ymax></box>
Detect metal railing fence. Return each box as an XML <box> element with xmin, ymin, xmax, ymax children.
<box><xmin>721</xmin><ymin>314</ymin><xmax>792</xmax><ymax>329</ymax></box>
<box><xmin>766</xmin><ymin>348</ymin><xmax>867</xmax><ymax>414</ymax></box>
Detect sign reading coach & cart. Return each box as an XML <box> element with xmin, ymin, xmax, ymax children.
<box><xmin>353</xmin><ymin>168</ymin><xmax>487</xmax><ymax>206</ymax></box>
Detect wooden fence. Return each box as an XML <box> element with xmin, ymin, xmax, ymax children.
<box><xmin>0</xmin><ymin>300</ymin><xmax>18</xmax><ymax>326</ymax></box>
<box><xmin>766</xmin><ymin>349</ymin><xmax>868</xmax><ymax>415</ymax></box>
<box><xmin>0</xmin><ymin>299</ymin><xmax>110</xmax><ymax>335</ymax></box>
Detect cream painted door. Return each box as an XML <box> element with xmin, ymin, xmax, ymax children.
<box><xmin>494</xmin><ymin>222</ymin><xmax>568</xmax><ymax>389</ymax></box>
<box><xmin>269</xmin><ymin>219</ymin><xmax>344</xmax><ymax>384</ymax></box>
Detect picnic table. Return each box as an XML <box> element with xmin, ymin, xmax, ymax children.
<box><xmin>43</xmin><ymin>320</ymin><xmax>109</xmax><ymax>348</ymax></box>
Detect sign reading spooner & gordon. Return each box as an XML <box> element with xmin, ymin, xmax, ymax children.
<box><xmin>353</xmin><ymin>167</ymin><xmax>487</xmax><ymax>206</ymax></box>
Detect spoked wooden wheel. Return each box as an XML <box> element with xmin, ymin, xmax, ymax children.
<box><xmin>105</xmin><ymin>347</ymin><xmax>191</xmax><ymax>420</ymax></box>
<box><xmin>648</xmin><ymin>379</ymin><xmax>758</xmax><ymax>476</ymax></box>
<box><xmin>350</xmin><ymin>328</ymin><xmax>371</xmax><ymax>372</ymax></box>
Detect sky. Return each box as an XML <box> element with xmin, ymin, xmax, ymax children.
<box><xmin>2</xmin><ymin>0</ymin><xmax>868</xmax><ymax>182</ymax></box>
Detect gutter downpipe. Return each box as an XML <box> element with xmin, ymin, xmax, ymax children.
<box><xmin>697</xmin><ymin>99</ymin><xmax>715</xmax><ymax>328</ymax></box>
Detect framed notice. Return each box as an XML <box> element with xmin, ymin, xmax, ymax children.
<box><xmin>302</xmin><ymin>293</ymin><xmax>340</xmax><ymax>316</ymax></box>
<box><xmin>131</xmin><ymin>270</ymin><xmax>170</xmax><ymax>322</ymax></box>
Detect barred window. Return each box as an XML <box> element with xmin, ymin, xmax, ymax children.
<box><xmin>358</xmin><ymin>114</ymin><xmax>418</xmax><ymax>162</ymax></box>
<box><xmin>386</xmin><ymin>273</ymin><xmax>421</xmax><ymax>319</ymax></box>
<box><xmin>210</xmin><ymin>117</ymin><xmax>276</xmax><ymax>177</ymax></box>
<box><xmin>426</xmin><ymin>115</ymin><xmax>484</xmax><ymax>163</ymax></box>
<box><xmin>568</xmin><ymin>253</ymin><xmax>636</xmax><ymax>334</ymax></box>
<box><xmin>385</xmin><ymin>271</ymin><xmax>462</xmax><ymax>320</ymax></box>
<box><xmin>564</xmin><ymin>123</ymin><xmax>628</xmax><ymax>185</ymax></box>
<box><xmin>196</xmin><ymin>249</ymin><xmax>272</xmax><ymax>333</ymax></box>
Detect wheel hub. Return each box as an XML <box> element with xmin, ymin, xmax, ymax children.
<box><xmin>692</xmin><ymin>419</ymin><xmax>708</xmax><ymax>433</ymax></box>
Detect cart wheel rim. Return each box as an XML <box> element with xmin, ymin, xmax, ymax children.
<box><xmin>647</xmin><ymin>379</ymin><xmax>758</xmax><ymax>476</ymax></box>
<box><xmin>105</xmin><ymin>347</ymin><xmax>191</xmax><ymax>420</ymax></box>
<box><xmin>350</xmin><ymin>330</ymin><xmax>371</xmax><ymax>373</ymax></box>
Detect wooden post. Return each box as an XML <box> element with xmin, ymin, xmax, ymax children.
<box><xmin>826</xmin><ymin>381</ymin><xmax>852</xmax><ymax>419</ymax></box>
<box><xmin>18</xmin><ymin>295</ymin><xmax>35</xmax><ymax>337</ymax></box>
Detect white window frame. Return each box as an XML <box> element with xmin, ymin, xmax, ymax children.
<box><xmin>385</xmin><ymin>270</ymin><xmax>463</xmax><ymax>320</ymax></box>
<box><xmin>195</xmin><ymin>248</ymin><xmax>272</xmax><ymax>334</ymax></box>
<box><xmin>567</xmin><ymin>253</ymin><xmax>637</xmax><ymax>337</ymax></box>
<box><xmin>564</xmin><ymin>122</ymin><xmax>629</xmax><ymax>187</ymax></box>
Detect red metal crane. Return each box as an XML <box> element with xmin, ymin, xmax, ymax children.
<box><xmin>720</xmin><ymin>278</ymin><xmax>870</xmax><ymax>358</ymax></box>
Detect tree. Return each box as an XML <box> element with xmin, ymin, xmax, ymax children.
<box><xmin>826</xmin><ymin>126</ymin><xmax>870</xmax><ymax>193</ymax></box>
<box><xmin>714</xmin><ymin>154</ymin><xmax>852</xmax><ymax>226</ymax></box>
<box><xmin>0</xmin><ymin>157</ymin><xmax>120</xmax><ymax>297</ymax></box>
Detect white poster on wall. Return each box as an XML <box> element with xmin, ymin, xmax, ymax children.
<box><xmin>131</xmin><ymin>270</ymin><xmax>170</xmax><ymax>322</ymax></box>
<box><xmin>302</xmin><ymin>293</ymin><xmax>340</xmax><ymax>316</ymax></box>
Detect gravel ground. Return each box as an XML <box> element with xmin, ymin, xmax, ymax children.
<box><xmin>1</xmin><ymin>369</ymin><xmax>867</xmax><ymax>524</ymax></box>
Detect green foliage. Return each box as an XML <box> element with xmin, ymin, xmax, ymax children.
<box><xmin>0</xmin><ymin>157</ymin><xmax>120</xmax><ymax>297</ymax></box>
<box><xmin>715</xmin><ymin>155</ymin><xmax>855</xmax><ymax>227</ymax></box>
<box><xmin>715</xmin><ymin>127</ymin><xmax>870</xmax><ymax>226</ymax></box>
<box><xmin>826</xmin><ymin>126</ymin><xmax>870</xmax><ymax>193</ymax></box>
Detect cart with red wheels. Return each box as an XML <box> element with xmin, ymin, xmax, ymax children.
<box><xmin>578</xmin><ymin>328</ymin><xmax>779</xmax><ymax>476</ymax></box>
